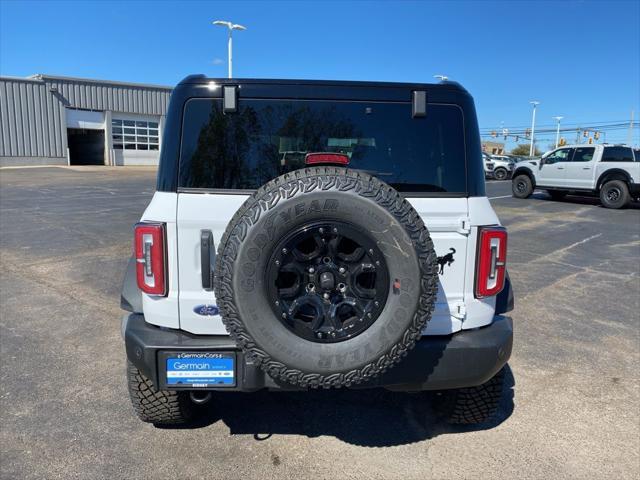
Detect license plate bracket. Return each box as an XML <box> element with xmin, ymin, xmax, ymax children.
<box><xmin>160</xmin><ymin>351</ymin><xmax>236</xmax><ymax>388</ymax></box>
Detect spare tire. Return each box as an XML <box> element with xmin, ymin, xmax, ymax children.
<box><xmin>214</xmin><ymin>167</ymin><xmax>438</xmax><ymax>388</ymax></box>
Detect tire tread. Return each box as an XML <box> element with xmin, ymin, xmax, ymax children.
<box><xmin>127</xmin><ymin>361</ymin><xmax>193</xmax><ymax>425</ymax></box>
<box><xmin>435</xmin><ymin>368</ymin><xmax>505</xmax><ymax>424</ymax></box>
<box><xmin>214</xmin><ymin>167</ymin><xmax>438</xmax><ymax>389</ymax></box>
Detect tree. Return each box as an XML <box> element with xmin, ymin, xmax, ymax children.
<box><xmin>510</xmin><ymin>144</ymin><xmax>541</xmax><ymax>156</ymax></box>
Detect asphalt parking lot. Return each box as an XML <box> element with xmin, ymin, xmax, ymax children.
<box><xmin>1</xmin><ymin>167</ymin><xmax>639</xmax><ymax>480</ymax></box>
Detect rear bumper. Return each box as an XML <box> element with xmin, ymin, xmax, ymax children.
<box><xmin>123</xmin><ymin>314</ymin><xmax>513</xmax><ymax>392</ymax></box>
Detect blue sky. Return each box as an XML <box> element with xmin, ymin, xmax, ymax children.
<box><xmin>1</xmin><ymin>0</ymin><xmax>638</xmax><ymax>148</ymax></box>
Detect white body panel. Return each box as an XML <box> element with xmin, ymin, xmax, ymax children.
<box><xmin>176</xmin><ymin>193</ymin><xmax>247</xmax><ymax>335</ymax></box>
<box><xmin>139</xmin><ymin>192</ymin><xmax>180</xmax><ymax>329</ymax></box>
<box><xmin>536</xmin><ymin>162</ymin><xmax>566</xmax><ymax>186</ymax></box>
<box><xmin>167</xmin><ymin>193</ymin><xmax>501</xmax><ymax>336</ymax></box>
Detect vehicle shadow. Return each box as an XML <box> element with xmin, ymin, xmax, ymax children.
<box><xmin>532</xmin><ymin>191</ymin><xmax>640</xmax><ymax>210</ymax></box>
<box><xmin>162</xmin><ymin>365</ymin><xmax>515</xmax><ymax>447</ymax></box>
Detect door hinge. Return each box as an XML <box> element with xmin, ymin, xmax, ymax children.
<box><xmin>457</xmin><ymin>217</ymin><xmax>471</xmax><ymax>235</ymax></box>
<box><xmin>451</xmin><ymin>302</ymin><xmax>467</xmax><ymax>320</ymax></box>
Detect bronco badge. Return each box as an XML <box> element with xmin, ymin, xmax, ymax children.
<box><xmin>437</xmin><ymin>248</ymin><xmax>456</xmax><ymax>275</ymax></box>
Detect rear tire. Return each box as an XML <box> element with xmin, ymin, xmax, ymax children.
<box><xmin>512</xmin><ymin>174</ymin><xmax>533</xmax><ymax>198</ymax></box>
<box><xmin>599</xmin><ymin>180</ymin><xmax>630</xmax><ymax>209</ymax></box>
<box><xmin>433</xmin><ymin>367</ymin><xmax>505</xmax><ymax>424</ymax></box>
<box><xmin>127</xmin><ymin>361</ymin><xmax>194</xmax><ymax>425</ymax></box>
<box><xmin>547</xmin><ymin>190</ymin><xmax>567</xmax><ymax>201</ymax></box>
<box><xmin>493</xmin><ymin>168</ymin><xmax>508</xmax><ymax>181</ymax></box>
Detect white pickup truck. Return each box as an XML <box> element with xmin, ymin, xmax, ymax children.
<box><xmin>511</xmin><ymin>144</ymin><xmax>640</xmax><ymax>208</ymax></box>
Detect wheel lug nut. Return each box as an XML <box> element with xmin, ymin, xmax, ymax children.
<box><xmin>339</xmin><ymin>267</ymin><xmax>346</xmax><ymax>274</ymax></box>
<box><xmin>369</xmin><ymin>249</ymin><xmax>374</xmax><ymax>255</ymax></box>
<box><xmin>308</xmin><ymin>267</ymin><xmax>315</xmax><ymax>273</ymax></box>
<box><xmin>319</xmin><ymin>227</ymin><xmax>324</xmax><ymax>234</ymax></box>
<box><xmin>275</xmin><ymin>300</ymin><xmax>279</xmax><ymax>306</ymax></box>
<box><xmin>332</xmin><ymin>227</ymin><xmax>338</xmax><ymax>233</ymax></box>
<box><xmin>282</xmin><ymin>313</ymin><xmax>287</xmax><ymax>318</ymax></box>
<box><xmin>367</xmin><ymin>313</ymin><xmax>372</xmax><ymax>318</ymax></box>
<box><xmin>374</xmin><ymin>301</ymin><xmax>379</xmax><ymax>307</ymax></box>
<box><xmin>282</xmin><ymin>248</ymin><xmax>287</xmax><ymax>254</ymax></box>
<box><xmin>323</xmin><ymin>293</ymin><xmax>330</xmax><ymax>299</ymax></box>
<box><xmin>275</xmin><ymin>260</ymin><xmax>280</xmax><ymax>266</ymax></box>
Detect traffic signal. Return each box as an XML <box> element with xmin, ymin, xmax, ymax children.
<box><xmin>583</xmin><ymin>130</ymin><xmax>588</xmax><ymax>138</ymax></box>
<box><xmin>491</xmin><ymin>131</ymin><xmax>497</xmax><ymax>138</ymax></box>
<box><xmin>525</xmin><ymin>128</ymin><xmax>531</xmax><ymax>139</ymax></box>
<box><xmin>559</xmin><ymin>137</ymin><xmax>566</xmax><ymax>146</ymax></box>
<box><xmin>588</xmin><ymin>137</ymin><xmax>593</xmax><ymax>144</ymax></box>
<box><xmin>594</xmin><ymin>131</ymin><xmax>600</xmax><ymax>140</ymax></box>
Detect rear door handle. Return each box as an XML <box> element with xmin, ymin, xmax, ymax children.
<box><xmin>557</xmin><ymin>167</ymin><xmax>564</xmax><ymax>170</ymax></box>
<box><xmin>582</xmin><ymin>167</ymin><xmax>591</xmax><ymax>170</ymax></box>
<box><xmin>201</xmin><ymin>230</ymin><xmax>215</xmax><ymax>290</ymax></box>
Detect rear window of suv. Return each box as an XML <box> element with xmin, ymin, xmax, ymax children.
<box><xmin>178</xmin><ymin>98</ymin><xmax>466</xmax><ymax>193</ymax></box>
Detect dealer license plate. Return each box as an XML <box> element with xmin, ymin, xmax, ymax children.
<box><xmin>165</xmin><ymin>352</ymin><xmax>235</xmax><ymax>388</ymax></box>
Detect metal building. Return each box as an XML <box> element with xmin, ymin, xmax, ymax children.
<box><xmin>0</xmin><ymin>74</ymin><xmax>172</xmax><ymax>167</ymax></box>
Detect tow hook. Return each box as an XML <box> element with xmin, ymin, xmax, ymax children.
<box><xmin>189</xmin><ymin>391</ymin><xmax>212</xmax><ymax>405</ymax></box>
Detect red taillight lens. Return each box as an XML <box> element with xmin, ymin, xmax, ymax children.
<box><xmin>475</xmin><ymin>227</ymin><xmax>507</xmax><ymax>298</ymax></box>
<box><xmin>305</xmin><ymin>152</ymin><xmax>350</xmax><ymax>165</ymax></box>
<box><xmin>134</xmin><ymin>222</ymin><xmax>167</xmax><ymax>296</ymax></box>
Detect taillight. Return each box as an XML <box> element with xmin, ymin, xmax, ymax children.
<box><xmin>134</xmin><ymin>222</ymin><xmax>167</xmax><ymax>296</ymax></box>
<box><xmin>305</xmin><ymin>152</ymin><xmax>350</xmax><ymax>165</ymax></box>
<box><xmin>475</xmin><ymin>227</ymin><xmax>507</xmax><ymax>298</ymax></box>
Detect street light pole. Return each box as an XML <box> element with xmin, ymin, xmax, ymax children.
<box><xmin>213</xmin><ymin>20</ymin><xmax>247</xmax><ymax>79</ymax></box>
<box><xmin>552</xmin><ymin>116</ymin><xmax>564</xmax><ymax>148</ymax></box>
<box><xmin>529</xmin><ymin>101</ymin><xmax>540</xmax><ymax>156</ymax></box>
<box><xmin>227</xmin><ymin>28</ymin><xmax>232</xmax><ymax>79</ymax></box>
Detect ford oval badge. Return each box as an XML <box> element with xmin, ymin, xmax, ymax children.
<box><xmin>193</xmin><ymin>304</ymin><xmax>220</xmax><ymax>316</ymax></box>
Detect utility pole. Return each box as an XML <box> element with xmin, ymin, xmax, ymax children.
<box><xmin>529</xmin><ymin>101</ymin><xmax>540</xmax><ymax>156</ymax></box>
<box><xmin>628</xmin><ymin>110</ymin><xmax>635</xmax><ymax>145</ymax></box>
<box><xmin>213</xmin><ymin>20</ymin><xmax>247</xmax><ymax>78</ymax></box>
<box><xmin>552</xmin><ymin>116</ymin><xmax>563</xmax><ymax>148</ymax></box>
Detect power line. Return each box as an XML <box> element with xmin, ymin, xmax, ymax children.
<box><xmin>480</xmin><ymin>119</ymin><xmax>631</xmax><ymax>131</ymax></box>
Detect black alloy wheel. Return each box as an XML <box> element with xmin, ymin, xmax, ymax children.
<box><xmin>494</xmin><ymin>168</ymin><xmax>508</xmax><ymax>180</ymax></box>
<box><xmin>606</xmin><ymin>186</ymin><xmax>621</xmax><ymax>202</ymax></box>
<box><xmin>266</xmin><ymin>221</ymin><xmax>389</xmax><ymax>343</ymax></box>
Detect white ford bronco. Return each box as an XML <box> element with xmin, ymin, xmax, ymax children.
<box><xmin>121</xmin><ymin>76</ymin><xmax>513</xmax><ymax>426</ymax></box>
<box><xmin>512</xmin><ymin>144</ymin><xmax>640</xmax><ymax>208</ymax></box>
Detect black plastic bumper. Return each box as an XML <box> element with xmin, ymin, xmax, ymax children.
<box><xmin>123</xmin><ymin>314</ymin><xmax>513</xmax><ymax>392</ymax></box>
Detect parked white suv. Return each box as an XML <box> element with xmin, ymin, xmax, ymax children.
<box><xmin>483</xmin><ymin>152</ymin><xmax>495</xmax><ymax>178</ymax></box>
<box><xmin>121</xmin><ymin>76</ymin><xmax>514</xmax><ymax>426</ymax></box>
<box><xmin>489</xmin><ymin>155</ymin><xmax>515</xmax><ymax>180</ymax></box>
<box><xmin>512</xmin><ymin>144</ymin><xmax>640</xmax><ymax>208</ymax></box>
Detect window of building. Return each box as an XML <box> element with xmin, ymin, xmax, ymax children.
<box><xmin>112</xmin><ymin>119</ymin><xmax>159</xmax><ymax>150</ymax></box>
